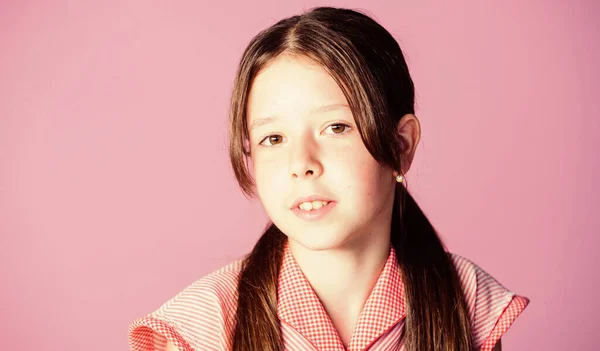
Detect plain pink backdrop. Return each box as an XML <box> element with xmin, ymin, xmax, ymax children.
<box><xmin>1</xmin><ymin>1</ymin><xmax>598</xmax><ymax>350</ymax></box>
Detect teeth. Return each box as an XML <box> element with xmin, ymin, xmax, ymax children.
<box><xmin>298</xmin><ymin>200</ymin><xmax>329</xmax><ymax>211</ymax></box>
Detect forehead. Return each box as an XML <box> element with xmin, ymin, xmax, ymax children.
<box><xmin>246</xmin><ymin>55</ymin><xmax>348</xmax><ymax>120</ymax></box>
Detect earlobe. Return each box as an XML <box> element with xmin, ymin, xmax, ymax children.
<box><xmin>393</xmin><ymin>171</ymin><xmax>404</xmax><ymax>183</ymax></box>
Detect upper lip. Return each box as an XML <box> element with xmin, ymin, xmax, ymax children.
<box><xmin>291</xmin><ymin>195</ymin><xmax>334</xmax><ymax>209</ymax></box>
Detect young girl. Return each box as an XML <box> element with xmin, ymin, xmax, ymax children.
<box><xmin>128</xmin><ymin>6</ymin><xmax>529</xmax><ymax>351</ymax></box>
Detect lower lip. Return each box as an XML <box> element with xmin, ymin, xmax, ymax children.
<box><xmin>291</xmin><ymin>201</ymin><xmax>337</xmax><ymax>221</ymax></box>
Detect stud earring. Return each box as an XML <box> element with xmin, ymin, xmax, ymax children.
<box><xmin>395</xmin><ymin>173</ymin><xmax>404</xmax><ymax>183</ymax></box>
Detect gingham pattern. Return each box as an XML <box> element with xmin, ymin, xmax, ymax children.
<box><xmin>277</xmin><ymin>242</ymin><xmax>404</xmax><ymax>351</ymax></box>
<box><xmin>449</xmin><ymin>254</ymin><xmax>530</xmax><ymax>350</ymax></box>
<box><xmin>128</xmin><ymin>241</ymin><xmax>529</xmax><ymax>351</ymax></box>
<box><xmin>479</xmin><ymin>295</ymin><xmax>529</xmax><ymax>351</ymax></box>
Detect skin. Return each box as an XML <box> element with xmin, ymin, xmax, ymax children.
<box><xmin>246</xmin><ymin>54</ymin><xmax>421</xmax><ymax>346</ymax></box>
<box><xmin>163</xmin><ymin>54</ymin><xmax>503</xmax><ymax>350</ymax></box>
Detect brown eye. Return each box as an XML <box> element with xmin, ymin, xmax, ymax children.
<box><xmin>331</xmin><ymin>124</ymin><xmax>346</xmax><ymax>133</ymax></box>
<box><xmin>269</xmin><ymin>135</ymin><xmax>282</xmax><ymax>144</ymax></box>
<box><xmin>326</xmin><ymin>123</ymin><xmax>350</xmax><ymax>135</ymax></box>
<box><xmin>261</xmin><ymin>134</ymin><xmax>283</xmax><ymax>146</ymax></box>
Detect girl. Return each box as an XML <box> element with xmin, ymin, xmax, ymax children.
<box><xmin>128</xmin><ymin>6</ymin><xmax>529</xmax><ymax>351</ymax></box>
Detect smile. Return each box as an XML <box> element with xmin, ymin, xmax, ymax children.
<box><xmin>297</xmin><ymin>200</ymin><xmax>330</xmax><ymax>211</ymax></box>
<box><xmin>291</xmin><ymin>201</ymin><xmax>337</xmax><ymax>221</ymax></box>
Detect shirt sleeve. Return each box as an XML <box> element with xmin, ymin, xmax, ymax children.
<box><xmin>128</xmin><ymin>261</ymin><xmax>244</xmax><ymax>351</ymax></box>
<box><xmin>478</xmin><ymin>295</ymin><xmax>530</xmax><ymax>351</ymax></box>
<box><xmin>128</xmin><ymin>315</ymin><xmax>194</xmax><ymax>351</ymax></box>
<box><xmin>127</xmin><ymin>285</ymin><xmax>227</xmax><ymax>351</ymax></box>
<box><xmin>127</xmin><ymin>274</ymin><xmax>241</xmax><ymax>351</ymax></box>
<box><xmin>450</xmin><ymin>254</ymin><xmax>530</xmax><ymax>351</ymax></box>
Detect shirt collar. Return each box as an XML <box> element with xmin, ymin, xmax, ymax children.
<box><xmin>277</xmin><ymin>240</ymin><xmax>405</xmax><ymax>351</ymax></box>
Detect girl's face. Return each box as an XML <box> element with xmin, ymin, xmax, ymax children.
<box><xmin>246</xmin><ymin>55</ymin><xmax>397</xmax><ymax>252</ymax></box>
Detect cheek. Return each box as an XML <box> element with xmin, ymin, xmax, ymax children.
<box><xmin>355</xmin><ymin>164</ymin><xmax>390</xmax><ymax>201</ymax></box>
<box><xmin>253</xmin><ymin>154</ymin><xmax>288</xmax><ymax>205</ymax></box>
<box><xmin>329</xmin><ymin>146</ymin><xmax>390</xmax><ymax>201</ymax></box>
<box><xmin>330</xmin><ymin>140</ymin><xmax>376</xmax><ymax>177</ymax></box>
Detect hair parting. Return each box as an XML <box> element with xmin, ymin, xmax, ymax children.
<box><xmin>228</xmin><ymin>6</ymin><xmax>473</xmax><ymax>351</ymax></box>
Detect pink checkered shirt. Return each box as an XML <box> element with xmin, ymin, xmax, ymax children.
<box><xmin>128</xmin><ymin>241</ymin><xmax>529</xmax><ymax>351</ymax></box>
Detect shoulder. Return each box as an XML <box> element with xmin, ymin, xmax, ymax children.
<box><xmin>128</xmin><ymin>257</ymin><xmax>246</xmax><ymax>351</ymax></box>
<box><xmin>448</xmin><ymin>253</ymin><xmax>530</xmax><ymax>351</ymax></box>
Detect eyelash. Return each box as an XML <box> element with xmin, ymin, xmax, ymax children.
<box><xmin>258</xmin><ymin>122</ymin><xmax>352</xmax><ymax>147</ymax></box>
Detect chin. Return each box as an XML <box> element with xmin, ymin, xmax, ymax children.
<box><xmin>267</xmin><ymin>209</ymin><xmax>359</xmax><ymax>251</ymax></box>
<box><xmin>284</xmin><ymin>228</ymin><xmax>355</xmax><ymax>252</ymax></box>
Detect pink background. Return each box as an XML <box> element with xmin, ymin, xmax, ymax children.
<box><xmin>1</xmin><ymin>1</ymin><xmax>598</xmax><ymax>350</ymax></box>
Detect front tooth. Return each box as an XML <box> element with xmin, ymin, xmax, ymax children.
<box><xmin>298</xmin><ymin>200</ymin><xmax>330</xmax><ymax>211</ymax></box>
<box><xmin>300</xmin><ymin>202</ymin><xmax>313</xmax><ymax>210</ymax></box>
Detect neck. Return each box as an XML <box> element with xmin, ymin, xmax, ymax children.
<box><xmin>288</xmin><ymin>231</ymin><xmax>391</xmax><ymax>346</ymax></box>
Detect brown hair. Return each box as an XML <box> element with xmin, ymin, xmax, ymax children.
<box><xmin>228</xmin><ymin>6</ymin><xmax>473</xmax><ymax>351</ymax></box>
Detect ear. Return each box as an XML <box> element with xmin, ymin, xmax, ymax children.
<box><xmin>396</xmin><ymin>113</ymin><xmax>421</xmax><ymax>176</ymax></box>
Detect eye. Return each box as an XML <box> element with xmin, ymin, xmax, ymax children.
<box><xmin>259</xmin><ymin>134</ymin><xmax>284</xmax><ymax>146</ymax></box>
<box><xmin>324</xmin><ymin>123</ymin><xmax>351</xmax><ymax>135</ymax></box>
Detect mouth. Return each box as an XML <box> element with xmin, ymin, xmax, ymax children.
<box><xmin>290</xmin><ymin>199</ymin><xmax>337</xmax><ymax>221</ymax></box>
<box><xmin>295</xmin><ymin>199</ymin><xmax>331</xmax><ymax>211</ymax></box>
<box><xmin>291</xmin><ymin>195</ymin><xmax>334</xmax><ymax>211</ymax></box>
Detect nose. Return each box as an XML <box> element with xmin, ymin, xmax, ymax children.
<box><xmin>289</xmin><ymin>138</ymin><xmax>323</xmax><ymax>180</ymax></box>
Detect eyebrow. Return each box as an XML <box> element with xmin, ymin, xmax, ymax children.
<box><xmin>249</xmin><ymin>103</ymin><xmax>350</xmax><ymax>131</ymax></box>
